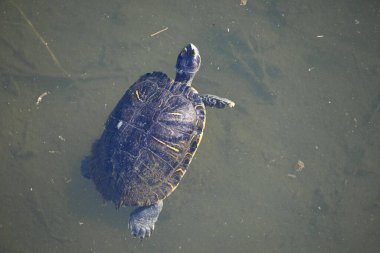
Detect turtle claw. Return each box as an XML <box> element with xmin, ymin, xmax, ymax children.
<box><xmin>199</xmin><ymin>94</ymin><xmax>236</xmax><ymax>109</ymax></box>
<box><xmin>145</xmin><ymin>228</ymin><xmax>152</xmax><ymax>238</ymax></box>
<box><xmin>128</xmin><ymin>200</ymin><xmax>163</xmax><ymax>239</ymax></box>
<box><xmin>129</xmin><ymin>220</ymin><xmax>154</xmax><ymax>239</ymax></box>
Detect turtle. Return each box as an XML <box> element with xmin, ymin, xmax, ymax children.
<box><xmin>81</xmin><ymin>43</ymin><xmax>235</xmax><ymax>239</ymax></box>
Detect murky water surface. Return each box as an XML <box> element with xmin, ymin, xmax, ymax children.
<box><xmin>1</xmin><ymin>0</ymin><xmax>379</xmax><ymax>252</ymax></box>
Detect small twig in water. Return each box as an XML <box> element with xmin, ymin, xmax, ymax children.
<box><xmin>36</xmin><ymin>91</ymin><xmax>50</xmax><ymax>105</ymax></box>
<box><xmin>150</xmin><ymin>27</ymin><xmax>168</xmax><ymax>37</ymax></box>
<box><xmin>9</xmin><ymin>0</ymin><xmax>71</xmax><ymax>77</ymax></box>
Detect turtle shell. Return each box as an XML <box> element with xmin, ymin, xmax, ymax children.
<box><xmin>86</xmin><ymin>72</ymin><xmax>206</xmax><ymax>207</ymax></box>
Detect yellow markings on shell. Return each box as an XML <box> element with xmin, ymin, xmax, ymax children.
<box><xmin>168</xmin><ymin>112</ymin><xmax>182</xmax><ymax>116</ymax></box>
<box><xmin>197</xmin><ymin>116</ymin><xmax>206</xmax><ymax>147</ymax></box>
<box><xmin>194</xmin><ymin>104</ymin><xmax>205</xmax><ymax>110</ymax></box>
<box><xmin>135</xmin><ymin>90</ymin><xmax>143</xmax><ymax>102</ymax></box>
<box><xmin>175</xmin><ymin>168</ymin><xmax>185</xmax><ymax>175</ymax></box>
<box><xmin>167</xmin><ymin>182</ymin><xmax>175</xmax><ymax>190</ymax></box>
<box><xmin>171</xmin><ymin>184</ymin><xmax>180</xmax><ymax>192</ymax></box>
<box><xmin>153</xmin><ymin>191</ymin><xmax>159</xmax><ymax>201</ymax></box>
<box><xmin>152</xmin><ymin>136</ymin><xmax>180</xmax><ymax>152</ymax></box>
<box><xmin>198</xmin><ymin>132</ymin><xmax>204</xmax><ymax>148</ymax></box>
<box><xmin>191</xmin><ymin>104</ymin><xmax>206</xmax><ymax>155</ymax></box>
<box><xmin>185</xmin><ymin>152</ymin><xmax>195</xmax><ymax>166</ymax></box>
<box><xmin>166</xmin><ymin>168</ymin><xmax>186</xmax><ymax>193</ymax></box>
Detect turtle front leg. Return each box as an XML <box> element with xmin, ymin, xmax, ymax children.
<box><xmin>128</xmin><ymin>200</ymin><xmax>163</xmax><ymax>238</ymax></box>
<box><xmin>199</xmin><ymin>94</ymin><xmax>235</xmax><ymax>109</ymax></box>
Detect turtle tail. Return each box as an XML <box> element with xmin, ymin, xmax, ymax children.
<box><xmin>81</xmin><ymin>155</ymin><xmax>92</xmax><ymax>179</ymax></box>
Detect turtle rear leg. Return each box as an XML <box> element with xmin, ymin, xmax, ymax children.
<box><xmin>128</xmin><ymin>200</ymin><xmax>163</xmax><ymax>238</ymax></box>
<box><xmin>199</xmin><ymin>94</ymin><xmax>235</xmax><ymax>108</ymax></box>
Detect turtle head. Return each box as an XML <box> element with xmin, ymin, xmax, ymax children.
<box><xmin>175</xmin><ymin>43</ymin><xmax>201</xmax><ymax>85</ymax></box>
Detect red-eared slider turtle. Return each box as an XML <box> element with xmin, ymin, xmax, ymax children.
<box><xmin>81</xmin><ymin>44</ymin><xmax>235</xmax><ymax>238</ymax></box>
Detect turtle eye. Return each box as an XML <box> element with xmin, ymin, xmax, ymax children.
<box><xmin>190</xmin><ymin>50</ymin><xmax>195</xmax><ymax>57</ymax></box>
<box><xmin>181</xmin><ymin>48</ymin><xmax>187</xmax><ymax>55</ymax></box>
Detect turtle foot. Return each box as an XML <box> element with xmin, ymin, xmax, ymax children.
<box><xmin>199</xmin><ymin>94</ymin><xmax>235</xmax><ymax>109</ymax></box>
<box><xmin>128</xmin><ymin>200</ymin><xmax>163</xmax><ymax>239</ymax></box>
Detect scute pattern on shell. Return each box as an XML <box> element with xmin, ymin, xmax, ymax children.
<box><xmin>86</xmin><ymin>72</ymin><xmax>205</xmax><ymax>207</ymax></box>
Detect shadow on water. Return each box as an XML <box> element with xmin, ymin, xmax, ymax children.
<box><xmin>211</xmin><ymin>28</ymin><xmax>278</xmax><ymax>104</ymax></box>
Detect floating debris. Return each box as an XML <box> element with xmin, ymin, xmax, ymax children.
<box><xmin>240</xmin><ymin>0</ymin><xmax>248</xmax><ymax>5</ymax></box>
<box><xmin>58</xmin><ymin>135</ymin><xmax>66</xmax><ymax>141</ymax></box>
<box><xmin>150</xmin><ymin>27</ymin><xmax>168</xmax><ymax>37</ymax></box>
<box><xmin>296</xmin><ymin>160</ymin><xmax>305</xmax><ymax>172</ymax></box>
<box><xmin>48</xmin><ymin>150</ymin><xmax>61</xmax><ymax>154</ymax></box>
<box><xmin>36</xmin><ymin>91</ymin><xmax>50</xmax><ymax>105</ymax></box>
<box><xmin>287</xmin><ymin>173</ymin><xmax>297</xmax><ymax>178</ymax></box>
<box><xmin>316</xmin><ymin>35</ymin><xmax>324</xmax><ymax>38</ymax></box>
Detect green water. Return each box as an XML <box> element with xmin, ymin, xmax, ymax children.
<box><xmin>1</xmin><ymin>0</ymin><xmax>379</xmax><ymax>252</ymax></box>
